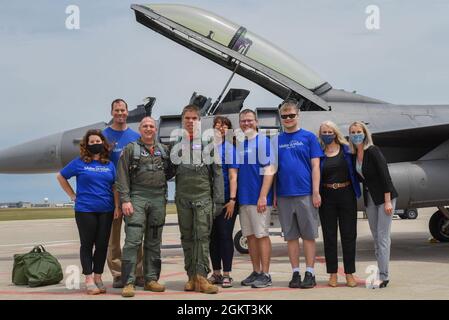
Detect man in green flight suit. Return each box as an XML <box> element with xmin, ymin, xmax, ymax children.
<box><xmin>172</xmin><ymin>104</ymin><xmax>225</xmax><ymax>294</ymax></box>
<box><xmin>116</xmin><ymin>116</ymin><xmax>175</xmax><ymax>297</ymax></box>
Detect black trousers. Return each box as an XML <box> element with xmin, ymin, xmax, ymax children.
<box><xmin>75</xmin><ymin>212</ymin><xmax>114</xmax><ymax>275</ymax></box>
<box><xmin>209</xmin><ymin>207</ymin><xmax>238</xmax><ymax>273</ymax></box>
<box><xmin>319</xmin><ymin>187</ymin><xmax>357</xmax><ymax>274</ymax></box>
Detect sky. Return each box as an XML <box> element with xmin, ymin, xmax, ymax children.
<box><xmin>0</xmin><ymin>0</ymin><xmax>448</xmax><ymax>203</ymax></box>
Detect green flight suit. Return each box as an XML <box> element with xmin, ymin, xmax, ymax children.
<box><xmin>116</xmin><ymin>138</ymin><xmax>174</xmax><ymax>285</ymax></box>
<box><xmin>172</xmin><ymin>137</ymin><xmax>225</xmax><ymax>277</ymax></box>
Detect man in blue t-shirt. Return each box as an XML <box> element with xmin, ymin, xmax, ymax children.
<box><xmin>103</xmin><ymin>100</ymin><xmax>141</xmax><ymax>167</ymax></box>
<box><xmin>276</xmin><ymin>99</ymin><xmax>323</xmax><ymax>289</ymax></box>
<box><xmin>102</xmin><ymin>99</ymin><xmax>141</xmax><ymax>288</ymax></box>
<box><xmin>237</xmin><ymin>109</ymin><xmax>275</xmax><ymax>289</ymax></box>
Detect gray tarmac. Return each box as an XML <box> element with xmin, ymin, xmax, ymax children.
<box><xmin>0</xmin><ymin>208</ymin><xmax>448</xmax><ymax>300</ymax></box>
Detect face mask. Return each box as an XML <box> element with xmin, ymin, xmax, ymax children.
<box><xmin>87</xmin><ymin>143</ymin><xmax>104</xmax><ymax>155</ymax></box>
<box><xmin>350</xmin><ymin>133</ymin><xmax>365</xmax><ymax>145</ymax></box>
<box><xmin>320</xmin><ymin>134</ymin><xmax>335</xmax><ymax>145</ymax></box>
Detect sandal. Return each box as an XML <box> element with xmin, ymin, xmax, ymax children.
<box><xmin>86</xmin><ymin>282</ymin><xmax>101</xmax><ymax>295</ymax></box>
<box><xmin>207</xmin><ymin>273</ymin><xmax>223</xmax><ymax>284</ymax></box>
<box><xmin>222</xmin><ymin>276</ymin><xmax>233</xmax><ymax>288</ymax></box>
<box><xmin>95</xmin><ymin>280</ymin><xmax>107</xmax><ymax>293</ymax></box>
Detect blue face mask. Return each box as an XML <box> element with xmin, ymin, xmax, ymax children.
<box><xmin>350</xmin><ymin>133</ymin><xmax>365</xmax><ymax>145</ymax></box>
<box><xmin>320</xmin><ymin>134</ymin><xmax>335</xmax><ymax>145</ymax></box>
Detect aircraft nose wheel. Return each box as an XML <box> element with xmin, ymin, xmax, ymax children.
<box><xmin>234</xmin><ymin>230</ymin><xmax>249</xmax><ymax>254</ymax></box>
<box><xmin>397</xmin><ymin>208</ymin><xmax>418</xmax><ymax>219</ymax></box>
<box><xmin>405</xmin><ymin>208</ymin><xmax>418</xmax><ymax>219</ymax></box>
<box><xmin>429</xmin><ymin>209</ymin><xmax>449</xmax><ymax>242</ymax></box>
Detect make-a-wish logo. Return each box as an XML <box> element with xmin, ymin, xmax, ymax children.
<box><xmin>279</xmin><ymin>140</ymin><xmax>304</xmax><ymax>149</ymax></box>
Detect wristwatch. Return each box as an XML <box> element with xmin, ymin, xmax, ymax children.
<box><xmin>229</xmin><ymin>197</ymin><xmax>236</xmax><ymax>201</ymax></box>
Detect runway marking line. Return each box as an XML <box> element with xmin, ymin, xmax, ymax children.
<box><xmin>315</xmin><ymin>256</ymin><xmax>365</xmax><ymax>284</ymax></box>
<box><xmin>0</xmin><ymin>240</ymin><xmax>78</xmax><ymax>248</ymax></box>
<box><xmin>160</xmin><ymin>271</ymin><xmax>186</xmax><ymax>279</ymax></box>
<box><xmin>0</xmin><ymin>281</ymin><xmax>369</xmax><ymax>297</ymax></box>
<box><xmin>0</xmin><ymin>250</ymin><xmax>367</xmax><ymax>296</ymax></box>
<box><xmin>0</xmin><ymin>266</ymin><xmax>368</xmax><ymax>297</ymax></box>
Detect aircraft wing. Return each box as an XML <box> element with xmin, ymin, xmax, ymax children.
<box><xmin>131</xmin><ymin>3</ymin><xmax>332</xmax><ymax>111</ymax></box>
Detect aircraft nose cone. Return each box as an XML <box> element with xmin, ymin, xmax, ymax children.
<box><xmin>0</xmin><ymin>133</ymin><xmax>63</xmax><ymax>174</ymax></box>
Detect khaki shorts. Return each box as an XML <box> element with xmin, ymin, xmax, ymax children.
<box><xmin>239</xmin><ymin>205</ymin><xmax>272</xmax><ymax>238</ymax></box>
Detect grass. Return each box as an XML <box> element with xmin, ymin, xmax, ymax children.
<box><xmin>0</xmin><ymin>208</ymin><xmax>75</xmax><ymax>221</ymax></box>
<box><xmin>0</xmin><ymin>204</ymin><xmax>178</xmax><ymax>222</ymax></box>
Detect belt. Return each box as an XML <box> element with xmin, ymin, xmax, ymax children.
<box><xmin>322</xmin><ymin>181</ymin><xmax>351</xmax><ymax>189</ymax></box>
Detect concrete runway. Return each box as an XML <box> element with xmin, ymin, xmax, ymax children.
<box><xmin>0</xmin><ymin>208</ymin><xmax>448</xmax><ymax>300</ymax></box>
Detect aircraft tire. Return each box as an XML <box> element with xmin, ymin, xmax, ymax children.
<box><xmin>405</xmin><ymin>208</ymin><xmax>418</xmax><ymax>220</ymax></box>
<box><xmin>429</xmin><ymin>210</ymin><xmax>449</xmax><ymax>242</ymax></box>
<box><xmin>234</xmin><ymin>230</ymin><xmax>249</xmax><ymax>254</ymax></box>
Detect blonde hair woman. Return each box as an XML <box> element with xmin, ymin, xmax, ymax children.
<box><xmin>348</xmin><ymin>121</ymin><xmax>398</xmax><ymax>288</ymax></box>
<box><xmin>318</xmin><ymin>121</ymin><xmax>361</xmax><ymax>287</ymax></box>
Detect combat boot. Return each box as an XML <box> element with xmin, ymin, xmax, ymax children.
<box><xmin>144</xmin><ymin>280</ymin><xmax>166</xmax><ymax>292</ymax></box>
<box><xmin>194</xmin><ymin>275</ymin><xmax>219</xmax><ymax>294</ymax></box>
<box><xmin>184</xmin><ymin>276</ymin><xmax>195</xmax><ymax>291</ymax></box>
<box><xmin>121</xmin><ymin>284</ymin><xmax>135</xmax><ymax>298</ymax></box>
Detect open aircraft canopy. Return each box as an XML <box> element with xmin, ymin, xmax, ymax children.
<box><xmin>131</xmin><ymin>4</ymin><xmax>332</xmax><ymax>110</ymax></box>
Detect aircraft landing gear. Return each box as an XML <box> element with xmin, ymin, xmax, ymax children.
<box><xmin>429</xmin><ymin>207</ymin><xmax>449</xmax><ymax>242</ymax></box>
<box><xmin>398</xmin><ymin>208</ymin><xmax>419</xmax><ymax>220</ymax></box>
<box><xmin>233</xmin><ymin>230</ymin><xmax>249</xmax><ymax>254</ymax></box>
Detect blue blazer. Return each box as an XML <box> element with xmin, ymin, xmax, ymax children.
<box><xmin>319</xmin><ymin>144</ymin><xmax>361</xmax><ymax>198</ymax></box>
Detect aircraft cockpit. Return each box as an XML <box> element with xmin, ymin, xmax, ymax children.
<box><xmin>132</xmin><ymin>4</ymin><xmax>333</xmax><ymax>111</ymax></box>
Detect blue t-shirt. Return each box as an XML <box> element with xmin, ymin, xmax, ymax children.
<box><xmin>219</xmin><ymin>141</ymin><xmax>239</xmax><ymax>202</ymax></box>
<box><xmin>102</xmin><ymin>127</ymin><xmax>140</xmax><ymax>167</ymax></box>
<box><xmin>276</xmin><ymin>129</ymin><xmax>324</xmax><ymax>197</ymax></box>
<box><xmin>60</xmin><ymin>157</ymin><xmax>116</xmax><ymax>213</ymax></box>
<box><xmin>237</xmin><ymin>134</ymin><xmax>273</xmax><ymax>206</ymax></box>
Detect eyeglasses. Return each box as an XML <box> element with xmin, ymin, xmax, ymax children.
<box><xmin>280</xmin><ymin>113</ymin><xmax>297</xmax><ymax>120</ymax></box>
<box><xmin>239</xmin><ymin>119</ymin><xmax>255</xmax><ymax>123</ymax></box>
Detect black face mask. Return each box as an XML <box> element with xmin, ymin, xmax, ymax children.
<box><xmin>87</xmin><ymin>143</ymin><xmax>104</xmax><ymax>155</ymax></box>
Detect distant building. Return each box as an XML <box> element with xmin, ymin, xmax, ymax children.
<box><xmin>0</xmin><ymin>202</ymin><xmax>30</xmax><ymax>208</ymax></box>
<box><xmin>32</xmin><ymin>203</ymin><xmax>51</xmax><ymax>208</ymax></box>
<box><xmin>0</xmin><ymin>201</ymin><xmax>73</xmax><ymax>208</ymax></box>
<box><xmin>22</xmin><ymin>202</ymin><xmax>32</xmax><ymax>208</ymax></box>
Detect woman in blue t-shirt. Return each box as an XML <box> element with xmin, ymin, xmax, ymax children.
<box><xmin>57</xmin><ymin>129</ymin><xmax>120</xmax><ymax>295</ymax></box>
<box><xmin>208</xmin><ymin>116</ymin><xmax>239</xmax><ymax>288</ymax></box>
